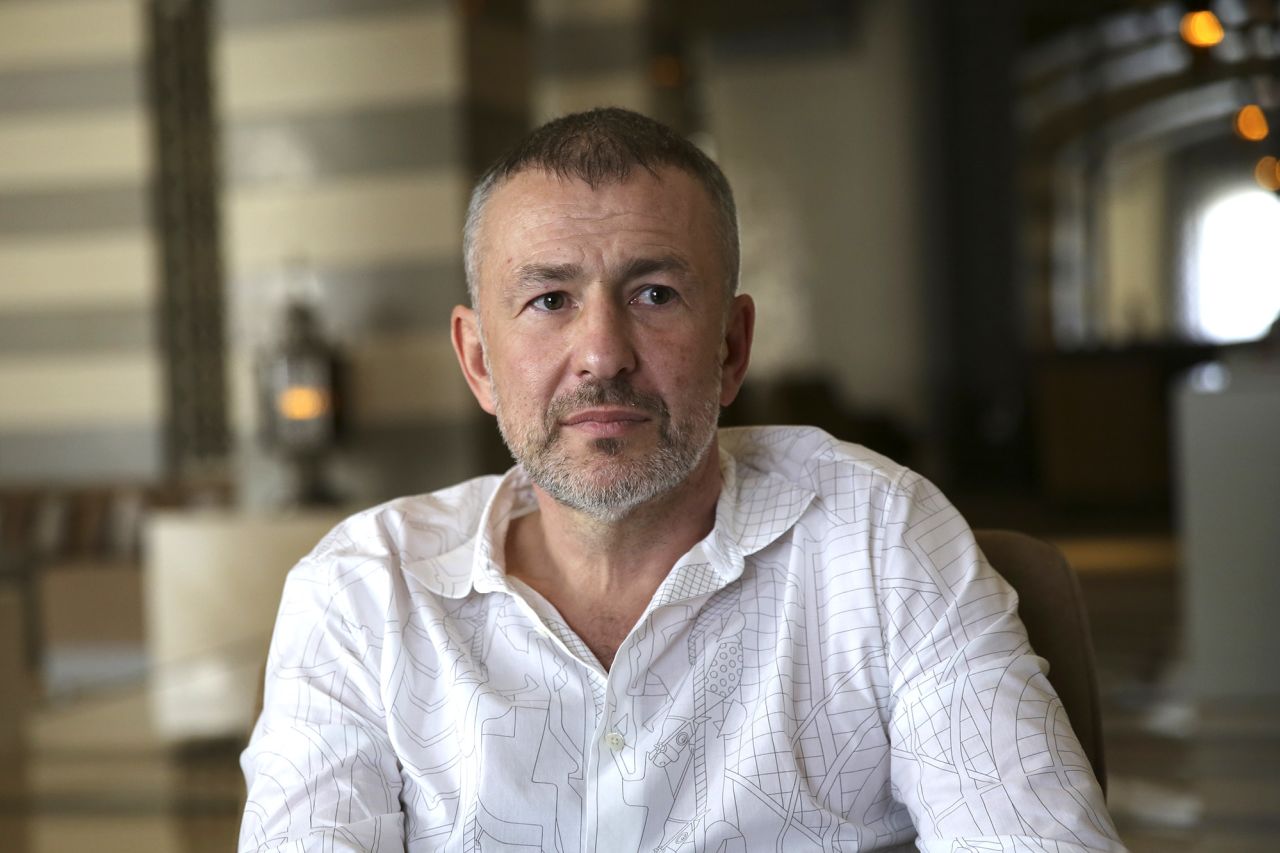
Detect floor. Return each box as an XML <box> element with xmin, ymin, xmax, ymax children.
<box><xmin>1076</xmin><ymin>552</ymin><xmax>1280</xmax><ymax>852</ymax></box>
<box><xmin>2</xmin><ymin>536</ymin><xmax>1278</xmax><ymax>852</ymax></box>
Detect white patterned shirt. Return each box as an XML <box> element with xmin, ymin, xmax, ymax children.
<box><xmin>241</xmin><ymin>425</ymin><xmax>1124</xmax><ymax>852</ymax></box>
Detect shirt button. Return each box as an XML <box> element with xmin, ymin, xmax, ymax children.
<box><xmin>604</xmin><ymin>731</ymin><xmax>625</xmax><ymax>750</ymax></box>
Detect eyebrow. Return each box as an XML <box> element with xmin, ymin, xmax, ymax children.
<box><xmin>507</xmin><ymin>255</ymin><xmax>694</xmax><ymax>297</ymax></box>
<box><xmin>512</xmin><ymin>262</ymin><xmax>582</xmax><ymax>290</ymax></box>
<box><xmin>619</xmin><ymin>255</ymin><xmax>692</xmax><ymax>282</ymax></box>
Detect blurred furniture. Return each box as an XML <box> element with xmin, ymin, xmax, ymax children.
<box><xmin>1175</xmin><ymin>363</ymin><xmax>1280</xmax><ymax>699</ymax></box>
<box><xmin>0</xmin><ymin>543</ymin><xmax>39</xmax><ymax>676</ymax></box>
<box><xmin>0</xmin><ymin>584</ymin><xmax>29</xmax><ymax>852</ymax></box>
<box><xmin>144</xmin><ymin>509</ymin><xmax>344</xmax><ymax>742</ymax></box>
<box><xmin>40</xmin><ymin>560</ymin><xmax>145</xmax><ymax>697</ymax></box>
<box><xmin>1032</xmin><ymin>346</ymin><xmax>1215</xmax><ymax>509</ymax></box>
<box><xmin>1</xmin><ymin>484</ymin><xmax>227</xmax><ymax>696</ymax></box>
<box><xmin>976</xmin><ymin>529</ymin><xmax>1107</xmax><ymax>792</ymax></box>
<box><xmin>0</xmin><ymin>583</ymin><xmax>27</xmax><ymax>750</ymax></box>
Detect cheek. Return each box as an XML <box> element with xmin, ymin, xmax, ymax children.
<box><xmin>653</xmin><ymin>338</ymin><xmax>721</xmax><ymax>395</ymax></box>
<box><xmin>490</xmin><ymin>348</ymin><xmax>557</xmax><ymax>409</ymax></box>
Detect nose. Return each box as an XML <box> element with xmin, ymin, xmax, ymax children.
<box><xmin>570</xmin><ymin>295</ymin><xmax>637</xmax><ymax>380</ymax></box>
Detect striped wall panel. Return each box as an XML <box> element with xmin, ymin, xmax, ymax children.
<box><xmin>216</xmin><ymin>0</ymin><xmax>481</xmax><ymax>507</ymax></box>
<box><xmin>218</xmin><ymin>14</ymin><xmax>461</xmax><ymax>117</ymax></box>
<box><xmin>531</xmin><ymin>0</ymin><xmax>653</xmax><ymax>122</ymax></box>
<box><xmin>0</xmin><ymin>0</ymin><xmax>160</xmax><ymax>483</ymax></box>
<box><xmin>0</xmin><ymin>0</ymin><xmax>144</xmax><ymax>72</ymax></box>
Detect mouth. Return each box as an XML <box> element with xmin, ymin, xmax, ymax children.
<box><xmin>559</xmin><ymin>408</ymin><xmax>651</xmax><ymax>438</ymax></box>
<box><xmin>561</xmin><ymin>408</ymin><xmax>649</xmax><ymax>426</ymax></box>
<box><xmin>540</xmin><ymin>380</ymin><xmax>668</xmax><ymax>446</ymax></box>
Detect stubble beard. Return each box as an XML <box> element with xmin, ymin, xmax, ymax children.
<box><xmin>493</xmin><ymin>375</ymin><xmax>722</xmax><ymax>522</ymax></box>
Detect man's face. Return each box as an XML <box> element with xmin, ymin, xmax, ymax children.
<box><xmin>452</xmin><ymin>167</ymin><xmax>753</xmax><ymax>520</ymax></box>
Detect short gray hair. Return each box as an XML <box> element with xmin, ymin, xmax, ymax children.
<box><xmin>463</xmin><ymin>107</ymin><xmax>739</xmax><ymax>305</ymax></box>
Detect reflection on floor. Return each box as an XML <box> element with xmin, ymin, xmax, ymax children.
<box><xmin>2</xmin><ymin>536</ymin><xmax>1278</xmax><ymax>852</ymax></box>
<box><xmin>0</xmin><ymin>686</ymin><xmax>244</xmax><ymax>852</ymax></box>
<box><xmin>1074</xmin><ymin>547</ymin><xmax>1280</xmax><ymax>853</ymax></box>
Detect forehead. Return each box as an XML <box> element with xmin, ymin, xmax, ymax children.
<box><xmin>475</xmin><ymin>167</ymin><xmax>719</xmax><ymax>273</ymax></box>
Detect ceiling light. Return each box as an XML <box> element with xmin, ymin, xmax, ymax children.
<box><xmin>1180</xmin><ymin>10</ymin><xmax>1225</xmax><ymax>47</ymax></box>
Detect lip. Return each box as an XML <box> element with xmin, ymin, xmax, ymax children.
<box><xmin>559</xmin><ymin>408</ymin><xmax>651</xmax><ymax>437</ymax></box>
<box><xmin>560</xmin><ymin>408</ymin><xmax>649</xmax><ymax>426</ymax></box>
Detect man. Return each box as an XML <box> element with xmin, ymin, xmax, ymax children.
<box><xmin>241</xmin><ymin>108</ymin><xmax>1124</xmax><ymax>852</ymax></box>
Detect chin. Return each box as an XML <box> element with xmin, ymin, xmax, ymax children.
<box><xmin>590</xmin><ymin>437</ymin><xmax>625</xmax><ymax>457</ymax></box>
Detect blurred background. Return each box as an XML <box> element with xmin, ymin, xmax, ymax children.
<box><xmin>1</xmin><ymin>0</ymin><xmax>1278</xmax><ymax>850</ymax></box>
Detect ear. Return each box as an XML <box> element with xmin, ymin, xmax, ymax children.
<box><xmin>718</xmin><ymin>293</ymin><xmax>755</xmax><ymax>407</ymax></box>
<box><xmin>451</xmin><ymin>304</ymin><xmax>497</xmax><ymax>415</ymax></box>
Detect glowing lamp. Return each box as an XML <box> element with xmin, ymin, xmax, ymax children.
<box><xmin>258</xmin><ymin>301</ymin><xmax>342</xmax><ymax>505</ymax></box>
<box><xmin>1234</xmin><ymin>105</ymin><xmax>1269</xmax><ymax>141</ymax></box>
<box><xmin>277</xmin><ymin>386</ymin><xmax>331</xmax><ymax>422</ymax></box>
<box><xmin>1254</xmin><ymin>156</ymin><xmax>1280</xmax><ymax>191</ymax></box>
<box><xmin>1180</xmin><ymin>10</ymin><xmax>1225</xmax><ymax>47</ymax></box>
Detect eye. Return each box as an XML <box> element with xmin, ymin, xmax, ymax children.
<box><xmin>633</xmin><ymin>285</ymin><xmax>676</xmax><ymax>306</ymax></box>
<box><xmin>530</xmin><ymin>291</ymin><xmax>567</xmax><ymax>312</ymax></box>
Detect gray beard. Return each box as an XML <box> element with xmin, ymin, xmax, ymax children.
<box><xmin>494</xmin><ymin>377</ymin><xmax>721</xmax><ymax>522</ymax></box>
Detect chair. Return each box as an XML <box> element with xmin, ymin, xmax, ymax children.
<box><xmin>974</xmin><ymin>529</ymin><xmax>1107</xmax><ymax>793</ymax></box>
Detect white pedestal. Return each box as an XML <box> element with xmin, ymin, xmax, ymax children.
<box><xmin>1176</xmin><ymin>364</ymin><xmax>1280</xmax><ymax>699</ymax></box>
<box><xmin>143</xmin><ymin>509</ymin><xmax>346</xmax><ymax>741</ymax></box>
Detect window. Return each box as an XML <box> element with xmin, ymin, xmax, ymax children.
<box><xmin>1187</xmin><ymin>189</ymin><xmax>1280</xmax><ymax>343</ymax></box>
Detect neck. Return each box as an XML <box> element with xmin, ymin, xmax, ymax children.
<box><xmin>506</xmin><ymin>441</ymin><xmax>723</xmax><ymax>604</ymax></box>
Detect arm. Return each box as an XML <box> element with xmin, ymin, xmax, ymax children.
<box><xmin>877</xmin><ymin>471</ymin><xmax>1126</xmax><ymax>852</ymax></box>
<box><xmin>240</xmin><ymin>551</ymin><xmax>405</xmax><ymax>852</ymax></box>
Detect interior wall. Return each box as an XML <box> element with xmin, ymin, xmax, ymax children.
<box><xmin>532</xmin><ymin>0</ymin><xmax>653</xmax><ymax>122</ymax></box>
<box><xmin>1100</xmin><ymin>145</ymin><xmax>1169</xmax><ymax>343</ymax></box>
<box><xmin>0</xmin><ymin>0</ymin><xmax>939</xmax><ymax>491</ymax></box>
<box><xmin>0</xmin><ymin>0</ymin><xmax>162</xmax><ymax>483</ymax></box>
<box><xmin>214</xmin><ymin>0</ymin><xmax>479</xmax><ymax>507</ymax></box>
<box><xmin>700</xmin><ymin>0</ymin><xmax>929</xmax><ymax>434</ymax></box>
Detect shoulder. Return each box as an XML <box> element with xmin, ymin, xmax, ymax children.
<box><xmin>288</xmin><ymin>474</ymin><xmax>503</xmax><ymax>599</ymax></box>
<box><xmin>719</xmin><ymin>425</ymin><xmax>922</xmax><ymax>520</ymax></box>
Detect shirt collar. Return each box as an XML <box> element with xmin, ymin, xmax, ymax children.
<box><xmin>402</xmin><ymin>439</ymin><xmax>815</xmax><ymax>599</ymax></box>
<box><xmin>399</xmin><ymin>466</ymin><xmax>533</xmax><ymax>599</ymax></box>
<box><xmin>468</xmin><ymin>466</ymin><xmax>538</xmax><ymax>595</ymax></box>
<box><xmin>702</xmin><ymin>445</ymin><xmax>815</xmax><ymax>584</ymax></box>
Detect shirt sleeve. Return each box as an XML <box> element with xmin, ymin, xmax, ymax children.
<box><xmin>876</xmin><ymin>470</ymin><xmax>1127</xmax><ymax>852</ymax></box>
<box><xmin>239</xmin><ymin>552</ymin><xmax>405</xmax><ymax>853</ymax></box>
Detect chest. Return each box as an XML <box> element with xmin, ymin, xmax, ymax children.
<box><xmin>390</xmin><ymin>585</ymin><xmax>897</xmax><ymax>852</ymax></box>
